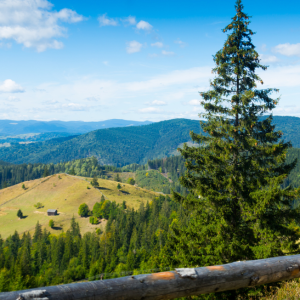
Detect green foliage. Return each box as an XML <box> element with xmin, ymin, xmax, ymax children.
<box><xmin>49</xmin><ymin>219</ymin><xmax>54</xmax><ymax>228</ymax></box>
<box><xmin>127</xmin><ymin>177</ymin><xmax>135</xmax><ymax>185</ymax></box>
<box><xmin>117</xmin><ymin>183</ymin><xmax>121</xmax><ymax>190</ymax></box>
<box><xmin>22</xmin><ymin>184</ymin><xmax>25</xmax><ymax>190</ymax></box>
<box><xmin>166</xmin><ymin>4</ymin><xmax>300</xmax><ymax>300</ymax></box>
<box><xmin>135</xmin><ymin>170</ymin><xmax>170</xmax><ymax>194</ymax></box>
<box><xmin>43</xmin><ymin>166</ymin><xmax>49</xmax><ymax>178</ymax></box>
<box><xmin>0</xmin><ymin>119</ymin><xmax>201</xmax><ymax>166</ymax></box>
<box><xmin>69</xmin><ymin>167</ymin><xmax>76</xmax><ymax>175</ymax></box>
<box><xmin>0</xmin><ymin>195</ymin><xmax>180</xmax><ymax>292</ymax></box>
<box><xmin>89</xmin><ymin>216</ymin><xmax>98</xmax><ymax>225</ymax></box>
<box><xmin>34</xmin><ymin>202</ymin><xmax>43</xmax><ymax>209</ymax></box>
<box><xmin>78</xmin><ymin>203</ymin><xmax>90</xmax><ymax>217</ymax></box>
<box><xmin>91</xmin><ymin>175</ymin><xmax>99</xmax><ymax>188</ymax></box>
<box><xmin>17</xmin><ymin>209</ymin><xmax>23</xmax><ymax>219</ymax></box>
<box><xmin>122</xmin><ymin>201</ymin><xmax>127</xmax><ymax>210</ymax></box>
<box><xmin>114</xmin><ymin>173</ymin><xmax>122</xmax><ymax>182</ymax></box>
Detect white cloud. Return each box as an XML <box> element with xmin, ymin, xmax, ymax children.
<box><xmin>259</xmin><ymin>64</ymin><xmax>300</xmax><ymax>88</ymax></box>
<box><xmin>136</xmin><ymin>20</ymin><xmax>152</xmax><ymax>31</ymax></box>
<box><xmin>0</xmin><ymin>79</ymin><xmax>24</xmax><ymax>93</ymax></box>
<box><xmin>123</xmin><ymin>16</ymin><xmax>136</xmax><ymax>25</ymax></box>
<box><xmin>273</xmin><ymin>43</ymin><xmax>300</xmax><ymax>57</ymax></box>
<box><xmin>147</xmin><ymin>100</ymin><xmax>166</xmax><ymax>106</ymax></box>
<box><xmin>138</xmin><ymin>107</ymin><xmax>162</xmax><ymax>114</ymax></box>
<box><xmin>126</xmin><ymin>40</ymin><xmax>142</xmax><ymax>54</ymax></box>
<box><xmin>261</xmin><ymin>44</ymin><xmax>267</xmax><ymax>52</ymax></box>
<box><xmin>188</xmin><ymin>99</ymin><xmax>200</xmax><ymax>106</ymax></box>
<box><xmin>0</xmin><ymin>0</ymin><xmax>84</xmax><ymax>52</ymax></box>
<box><xmin>98</xmin><ymin>13</ymin><xmax>118</xmax><ymax>26</ymax></box>
<box><xmin>151</xmin><ymin>42</ymin><xmax>163</xmax><ymax>48</ymax></box>
<box><xmin>126</xmin><ymin>66</ymin><xmax>212</xmax><ymax>92</ymax></box>
<box><xmin>259</xmin><ymin>54</ymin><xmax>279</xmax><ymax>64</ymax></box>
<box><xmin>174</xmin><ymin>39</ymin><xmax>186</xmax><ymax>47</ymax></box>
<box><xmin>6</xmin><ymin>95</ymin><xmax>21</xmax><ymax>102</ymax></box>
<box><xmin>103</xmin><ymin>61</ymin><xmax>109</xmax><ymax>66</ymax></box>
<box><xmin>162</xmin><ymin>50</ymin><xmax>175</xmax><ymax>56</ymax></box>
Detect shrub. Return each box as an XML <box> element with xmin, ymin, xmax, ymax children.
<box><xmin>127</xmin><ymin>177</ymin><xmax>135</xmax><ymax>185</ymax></box>
<box><xmin>89</xmin><ymin>216</ymin><xmax>98</xmax><ymax>225</ymax></box>
<box><xmin>22</xmin><ymin>184</ymin><xmax>26</xmax><ymax>190</ymax></box>
<box><xmin>34</xmin><ymin>202</ymin><xmax>43</xmax><ymax>209</ymax></box>
<box><xmin>49</xmin><ymin>219</ymin><xmax>54</xmax><ymax>228</ymax></box>
<box><xmin>78</xmin><ymin>203</ymin><xmax>90</xmax><ymax>217</ymax></box>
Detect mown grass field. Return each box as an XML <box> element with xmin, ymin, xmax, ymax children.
<box><xmin>0</xmin><ymin>173</ymin><xmax>159</xmax><ymax>239</ymax></box>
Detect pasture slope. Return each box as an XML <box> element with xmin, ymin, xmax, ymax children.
<box><xmin>0</xmin><ymin>173</ymin><xmax>160</xmax><ymax>239</ymax></box>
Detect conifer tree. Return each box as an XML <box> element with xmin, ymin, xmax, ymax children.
<box><xmin>17</xmin><ymin>209</ymin><xmax>23</xmax><ymax>219</ymax></box>
<box><xmin>166</xmin><ymin>0</ymin><xmax>300</xmax><ymax>289</ymax></box>
<box><xmin>33</xmin><ymin>221</ymin><xmax>42</xmax><ymax>243</ymax></box>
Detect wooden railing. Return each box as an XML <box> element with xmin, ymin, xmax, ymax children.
<box><xmin>2</xmin><ymin>254</ymin><xmax>300</xmax><ymax>300</ymax></box>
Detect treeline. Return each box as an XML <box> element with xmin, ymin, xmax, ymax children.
<box><xmin>0</xmin><ymin>195</ymin><xmax>183</xmax><ymax>292</ymax></box>
<box><xmin>0</xmin><ymin>157</ymin><xmax>145</xmax><ymax>189</ymax></box>
<box><xmin>147</xmin><ymin>156</ymin><xmax>188</xmax><ymax>195</ymax></box>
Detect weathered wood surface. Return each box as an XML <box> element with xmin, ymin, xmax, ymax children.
<box><xmin>2</xmin><ymin>254</ymin><xmax>300</xmax><ymax>300</ymax></box>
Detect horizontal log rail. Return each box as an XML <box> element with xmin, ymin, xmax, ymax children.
<box><xmin>2</xmin><ymin>254</ymin><xmax>300</xmax><ymax>300</ymax></box>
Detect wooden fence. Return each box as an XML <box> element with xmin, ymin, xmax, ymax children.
<box><xmin>2</xmin><ymin>254</ymin><xmax>300</xmax><ymax>300</ymax></box>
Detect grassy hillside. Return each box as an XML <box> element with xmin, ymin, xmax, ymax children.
<box><xmin>0</xmin><ymin>118</ymin><xmax>201</xmax><ymax>166</ymax></box>
<box><xmin>0</xmin><ymin>173</ymin><xmax>159</xmax><ymax>239</ymax></box>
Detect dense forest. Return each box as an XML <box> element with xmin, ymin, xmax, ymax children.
<box><xmin>0</xmin><ymin>119</ymin><xmax>201</xmax><ymax>166</ymax></box>
<box><xmin>0</xmin><ymin>195</ymin><xmax>184</xmax><ymax>292</ymax></box>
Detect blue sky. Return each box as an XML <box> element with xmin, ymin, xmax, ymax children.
<box><xmin>1</xmin><ymin>0</ymin><xmax>300</xmax><ymax>122</ymax></box>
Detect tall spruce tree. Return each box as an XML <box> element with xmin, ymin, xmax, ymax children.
<box><xmin>165</xmin><ymin>0</ymin><xmax>300</xmax><ymax>288</ymax></box>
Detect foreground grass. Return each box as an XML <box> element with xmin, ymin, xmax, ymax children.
<box><xmin>261</xmin><ymin>279</ymin><xmax>300</xmax><ymax>300</ymax></box>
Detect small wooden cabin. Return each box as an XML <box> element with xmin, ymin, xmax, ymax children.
<box><xmin>47</xmin><ymin>209</ymin><xmax>57</xmax><ymax>216</ymax></box>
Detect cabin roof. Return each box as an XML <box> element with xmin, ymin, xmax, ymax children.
<box><xmin>47</xmin><ymin>209</ymin><xmax>57</xmax><ymax>213</ymax></box>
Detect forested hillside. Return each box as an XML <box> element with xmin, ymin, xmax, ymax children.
<box><xmin>0</xmin><ymin>195</ymin><xmax>181</xmax><ymax>292</ymax></box>
<box><xmin>0</xmin><ymin>116</ymin><xmax>299</xmax><ymax>167</ymax></box>
<box><xmin>0</xmin><ymin>119</ymin><xmax>201</xmax><ymax>166</ymax></box>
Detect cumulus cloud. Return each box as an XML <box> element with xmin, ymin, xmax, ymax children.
<box><xmin>0</xmin><ymin>79</ymin><xmax>24</xmax><ymax>93</ymax></box>
<box><xmin>98</xmin><ymin>13</ymin><xmax>118</xmax><ymax>26</ymax></box>
<box><xmin>259</xmin><ymin>54</ymin><xmax>279</xmax><ymax>64</ymax></box>
<box><xmin>273</xmin><ymin>43</ymin><xmax>300</xmax><ymax>57</ymax></box>
<box><xmin>122</xmin><ymin>16</ymin><xmax>136</xmax><ymax>25</ymax></box>
<box><xmin>126</xmin><ymin>40</ymin><xmax>142</xmax><ymax>54</ymax></box>
<box><xmin>0</xmin><ymin>0</ymin><xmax>84</xmax><ymax>52</ymax></box>
<box><xmin>147</xmin><ymin>100</ymin><xmax>166</xmax><ymax>106</ymax></box>
<box><xmin>138</xmin><ymin>107</ymin><xmax>162</xmax><ymax>113</ymax></box>
<box><xmin>151</xmin><ymin>42</ymin><xmax>163</xmax><ymax>48</ymax></box>
<box><xmin>162</xmin><ymin>50</ymin><xmax>175</xmax><ymax>56</ymax></box>
<box><xmin>136</xmin><ymin>20</ymin><xmax>152</xmax><ymax>31</ymax></box>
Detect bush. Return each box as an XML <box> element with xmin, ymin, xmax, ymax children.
<box><xmin>22</xmin><ymin>184</ymin><xmax>26</xmax><ymax>190</ymax></box>
<box><xmin>117</xmin><ymin>183</ymin><xmax>121</xmax><ymax>190</ymax></box>
<box><xmin>78</xmin><ymin>203</ymin><xmax>90</xmax><ymax>217</ymax></box>
<box><xmin>89</xmin><ymin>216</ymin><xmax>98</xmax><ymax>225</ymax></box>
<box><xmin>91</xmin><ymin>175</ymin><xmax>99</xmax><ymax>188</ymax></box>
<box><xmin>49</xmin><ymin>219</ymin><xmax>54</xmax><ymax>228</ymax></box>
<box><xmin>127</xmin><ymin>177</ymin><xmax>135</xmax><ymax>185</ymax></box>
<box><xmin>34</xmin><ymin>202</ymin><xmax>43</xmax><ymax>209</ymax></box>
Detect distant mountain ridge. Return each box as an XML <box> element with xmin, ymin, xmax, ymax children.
<box><xmin>0</xmin><ymin>119</ymin><xmax>201</xmax><ymax>166</ymax></box>
<box><xmin>0</xmin><ymin>119</ymin><xmax>153</xmax><ymax>136</ymax></box>
<box><xmin>0</xmin><ymin>116</ymin><xmax>300</xmax><ymax>166</ymax></box>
